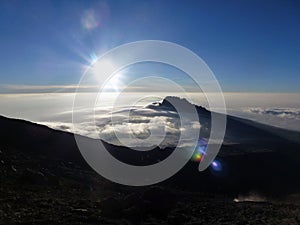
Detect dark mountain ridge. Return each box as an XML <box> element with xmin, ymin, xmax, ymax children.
<box><xmin>1</xmin><ymin>97</ymin><xmax>300</xmax><ymax>224</ymax></box>
<box><xmin>0</xmin><ymin>96</ymin><xmax>299</xmax><ymax>197</ymax></box>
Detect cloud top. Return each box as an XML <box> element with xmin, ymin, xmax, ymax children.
<box><xmin>247</xmin><ymin>108</ymin><xmax>300</xmax><ymax>120</ymax></box>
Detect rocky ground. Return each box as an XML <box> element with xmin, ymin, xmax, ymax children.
<box><xmin>1</xmin><ymin>147</ymin><xmax>299</xmax><ymax>225</ymax></box>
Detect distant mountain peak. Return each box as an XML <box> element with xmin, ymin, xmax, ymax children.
<box><xmin>147</xmin><ymin>96</ymin><xmax>209</xmax><ymax>115</ymax></box>
<box><xmin>161</xmin><ymin>96</ymin><xmax>191</xmax><ymax>107</ymax></box>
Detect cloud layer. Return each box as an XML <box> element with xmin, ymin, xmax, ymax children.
<box><xmin>0</xmin><ymin>92</ymin><xmax>299</xmax><ymax>149</ymax></box>
<box><xmin>247</xmin><ymin>108</ymin><xmax>300</xmax><ymax>120</ymax></box>
<box><xmin>40</xmin><ymin>105</ymin><xmax>202</xmax><ymax>149</ymax></box>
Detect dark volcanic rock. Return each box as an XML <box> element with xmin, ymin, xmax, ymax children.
<box><xmin>100</xmin><ymin>197</ymin><xmax>123</xmax><ymax>218</ymax></box>
<box><xmin>123</xmin><ymin>193</ymin><xmax>143</xmax><ymax>209</ymax></box>
<box><xmin>143</xmin><ymin>187</ymin><xmax>176</xmax><ymax>218</ymax></box>
<box><xmin>167</xmin><ymin>211</ymin><xmax>190</xmax><ymax>225</ymax></box>
<box><xmin>17</xmin><ymin>168</ymin><xmax>47</xmax><ymax>186</ymax></box>
<box><xmin>123</xmin><ymin>206</ymin><xmax>143</xmax><ymax>225</ymax></box>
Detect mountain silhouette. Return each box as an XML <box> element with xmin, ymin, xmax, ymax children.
<box><xmin>0</xmin><ymin>96</ymin><xmax>299</xmax><ymax>194</ymax></box>
<box><xmin>1</xmin><ymin>96</ymin><xmax>300</xmax><ymax>224</ymax></box>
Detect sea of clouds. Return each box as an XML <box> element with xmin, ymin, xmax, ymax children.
<box><xmin>0</xmin><ymin>92</ymin><xmax>299</xmax><ymax>148</ymax></box>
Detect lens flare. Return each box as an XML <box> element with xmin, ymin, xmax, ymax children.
<box><xmin>192</xmin><ymin>139</ymin><xmax>207</xmax><ymax>162</ymax></box>
<box><xmin>89</xmin><ymin>53</ymin><xmax>98</xmax><ymax>64</ymax></box>
<box><xmin>81</xmin><ymin>9</ymin><xmax>99</xmax><ymax>30</ymax></box>
<box><xmin>211</xmin><ymin>159</ymin><xmax>222</xmax><ymax>172</ymax></box>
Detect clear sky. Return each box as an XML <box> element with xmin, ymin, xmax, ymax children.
<box><xmin>0</xmin><ymin>0</ymin><xmax>299</xmax><ymax>92</ymax></box>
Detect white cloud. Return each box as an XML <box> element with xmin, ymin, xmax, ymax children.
<box><xmin>246</xmin><ymin>108</ymin><xmax>300</xmax><ymax>120</ymax></box>
<box><xmin>38</xmin><ymin>103</ymin><xmax>202</xmax><ymax>149</ymax></box>
<box><xmin>95</xmin><ymin>108</ymin><xmax>201</xmax><ymax>149</ymax></box>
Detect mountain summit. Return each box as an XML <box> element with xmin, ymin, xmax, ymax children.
<box><xmin>147</xmin><ymin>96</ymin><xmax>209</xmax><ymax>115</ymax></box>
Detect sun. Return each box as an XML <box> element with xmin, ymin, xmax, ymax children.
<box><xmin>89</xmin><ymin>59</ymin><xmax>120</xmax><ymax>90</ymax></box>
<box><xmin>92</xmin><ymin>60</ymin><xmax>115</xmax><ymax>77</ymax></box>
<box><xmin>107</xmin><ymin>72</ymin><xmax>122</xmax><ymax>92</ymax></box>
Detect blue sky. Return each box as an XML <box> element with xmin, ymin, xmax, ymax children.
<box><xmin>0</xmin><ymin>0</ymin><xmax>299</xmax><ymax>92</ymax></box>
